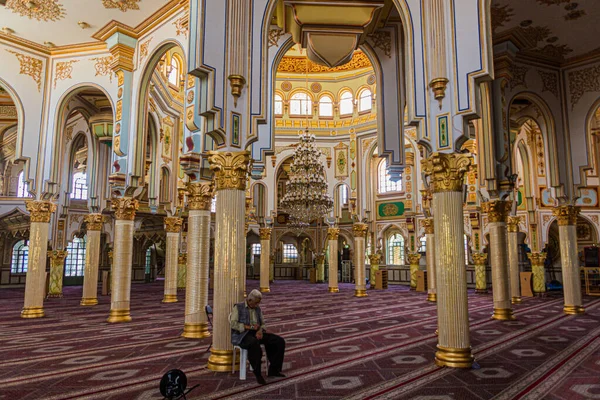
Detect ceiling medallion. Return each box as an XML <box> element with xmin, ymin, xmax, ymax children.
<box><xmin>6</xmin><ymin>0</ymin><xmax>65</xmax><ymax>22</ymax></box>
<box><xmin>102</xmin><ymin>0</ymin><xmax>140</xmax><ymax>12</ymax></box>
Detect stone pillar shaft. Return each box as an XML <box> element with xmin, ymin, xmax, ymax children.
<box><xmin>108</xmin><ymin>198</ymin><xmax>138</xmax><ymax>323</ymax></box>
<box><xmin>483</xmin><ymin>201</ymin><xmax>514</xmax><ymax>320</ymax></box>
<box><xmin>554</xmin><ymin>206</ymin><xmax>584</xmax><ymax>314</ymax></box>
<box><xmin>163</xmin><ymin>217</ymin><xmax>182</xmax><ymax>303</ymax></box>
<box><xmin>507</xmin><ymin>216</ymin><xmax>521</xmax><ymax>304</ymax></box>
<box><xmin>47</xmin><ymin>250</ymin><xmax>68</xmax><ymax>298</ymax></box>
<box><xmin>316</xmin><ymin>254</ymin><xmax>325</xmax><ymax>283</ymax></box>
<box><xmin>22</xmin><ymin>201</ymin><xmax>56</xmax><ymax>318</ymax></box>
<box><xmin>81</xmin><ymin>214</ymin><xmax>103</xmax><ymax>306</ymax></box>
<box><xmin>426</xmin><ymin>232</ymin><xmax>436</xmax><ymax>301</ymax></box>
<box><xmin>207</xmin><ymin>150</ymin><xmax>250</xmax><ymax>372</ymax></box>
<box><xmin>182</xmin><ymin>181</ymin><xmax>212</xmax><ymax>339</ymax></box>
<box><xmin>259</xmin><ymin>228</ymin><xmax>271</xmax><ymax>292</ymax></box>
<box><xmin>472</xmin><ymin>253</ymin><xmax>488</xmax><ymax>294</ymax></box>
<box><xmin>177</xmin><ymin>253</ymin><xmax>187</xmax><ymax>291</ymax></box>
<box><xmin>408</xmin><ymin>253</ymin><xmax>421</xmax><ymax>291</ymax></box>
<box><xmin>353</xmin><ymin>223</ymin><xmax>367</xmax><ymax>297</ymax></box>
<box><xmin>369</xmin><ymin>254</ymin><xmax>381</xmax><ymax>289</ymax></box>
<box><xmin>327</xmin><ymin>228</ymin><xmax>339</xmax><ymax>293</ymax></box>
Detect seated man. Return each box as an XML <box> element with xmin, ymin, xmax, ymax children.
<box><xmin>230</xmin><ymin>289</ymin><xmax>286</xmax><ymax>385</ymax></box>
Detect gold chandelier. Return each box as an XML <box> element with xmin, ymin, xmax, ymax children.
<box><xmin>280</xmin><ymin>129</ymin><xmax>333</xmax><ymax>225</ymax></box>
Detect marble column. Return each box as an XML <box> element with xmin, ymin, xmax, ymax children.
<box><xmin>553</xmin><ymin>206</ymin><xmax>585</xmax><ymax>314</ymax></box>
<box><xmin>528</xmin><ymin>252</ymin><xmax>547</xmax><ymax>296</ymax></box>
<box><xmin>507</xmin><ymin>216</ymin><xmax>522</xmax><ymax>304</ymax></box>
<box><xmin>327</xmin><ymin>227</ymin><xmax>340</xmax><ymax>293</ymax></box>
<box><xmin>182</xmin><ymin>181</ymin><xmax>212</xmax><ymax>339</ymax></box>
<box><xmin>482</xmin><ymin>200</ymin><xmax>514</xmax><ymax>320</ymax></box>
<box><xmin>259</xmin><ymin>227</ymin><xmax>272</xmax><ymax>292</ymax></box>
<box><xmin>368</xmin><ymin>253</ymin><xmax>381</xmax><ymax>289</ymax></box>
<box><xmin>177</xmin><ymin>253</ymin><xmax>187</xmax><ymax>292</ymax></box>
<box><xmin>207</xmin><ymin>151</ymin><xmax>250</xmax><ymax>372</ymax></box>
<box><xmin>316</xmin><ymin>254</ymin><xmax>325</xmax><ymax>283</ymax></box>
<box><xmin>47</xmin><ymin>250</ymin><xmax>68</xmax><ymax>298</ymax></box>
<box><xmin>422</xmin><ymin>152</ymin><xmax>473</xmax><ymax>368</ymax></box>
<box><xmin>22</xmin><ymin>201</ymin><xmax>56</xmax><ymax>318</ymax></box>
<box><xmin>407</xmin><ymin>253</ymin><xmax>421</xmax><ymax>291</ymax></box>
<box><xmin>108</xmin><ymin>198</ymin><xmax>138</xmax><ymax>323</ymax></box>
<box><xmin>353</xmin><ymin>223</ymin><xmax>368</xmax><ymax>297</ymax></box>
<box><xmin>422</xmin><ymin>218</ymin><xmax>437</xmax><ymax>302</ymax></box>
<box><xmin>472</xmin><ymin>253</ymin><xmax>488</xmax><ymax>294</ymax></box>
<box><xmin>81</xmin><ymin>214</ymin><xmax>104</xmax><ymax>306</ymax></box>
<box><xmin>163</xmin><ymin>217</ymin><xmax>183</xmax><ymax>303</ymax></box>
<box><xmin>269</xmin><ymin>253</ymin><xmax>275</xmax><ymax>283</ymax></box>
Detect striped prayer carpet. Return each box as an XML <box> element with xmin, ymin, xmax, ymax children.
<box><xmin>0</xmin><ymin>281</ymin><xmax>599</xmax><ymax>400</ymax></box>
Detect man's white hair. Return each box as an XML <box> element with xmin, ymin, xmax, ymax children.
<box><xmin>247</xmin><ymin>289</ymin><xmax>263</xmax><ymax>301</ymax></box>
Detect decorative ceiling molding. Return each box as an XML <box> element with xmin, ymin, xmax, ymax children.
<box><xmin>53</xmin><ymin>59</ymin><xmax>79</xmax><ymax>88</ymax></box>
<box><xmin>568</xmin><ymin>64</ymin><xmax>600</xmax><ymax>109</ymax></box>
<box><xmin>90</xmin><ymin>56</ymin><xmax>114</xmax><ymax>82</ymax></box>
<box><xmin>537</xmin><ymin>69</ymin><xmax>558</xmax><ymax>98</ymax></box>
<box><xmin>277</xmin><ymin>51</ymin><xmax>372</xmax><ymax>74</ymax></box>
<box><xmin>367</xmin><ymin>30</ymin><xmax>391</xmax><ymax>58</ymax></box>
<box><xmin>6</xmin><ymin>49</ymin><xmax>43</xmax><ymax>91</ymax></box>
<box><xmin>509</xmin><ymin>64</ymin><xmax>529</xmax><ymax>90</ymax></box>
<box><xmin>102</xmin><ymin>0</ymin><xmax>140</xmax><ymax>12</ymax></box>
<box><xmin>5</xmin><ymin>0</ymin><xmax>65</xmax><ymax>22</ymax></box>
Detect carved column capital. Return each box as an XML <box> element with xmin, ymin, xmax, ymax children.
<box><xmin>84</xmin><ymin>213</ymin><xmax>105</xmax><ymax>231</ymax></box>
<box><xmin>26</xmin><ymin>200</ymin><xmax>56</xmax><ymax>223</ymax></box>
<box><xmin>368</xmin><ymin>253</ymin><xmax>381</xmax><ymax>264</ymax></box>
<box><xmin>407</xmin><ymin>253</ymin><xmax>421</xmax><ymax>265</ymax></box>
<box><xmin>421</xmin><ymin>153</ymin><xmax>472</xmax><ymax>193</ymax></box>
<box><xmin>352</xmin><ymin>223</ymin><xmax>368</xmax><ymax>238</ymax></box>
<box><xmin>207</xmin><ymin>150</ymin><xmax>251</xmax><ymax>191</ymax></box>
<box><xmin>178</xmin><ymin>253</ymin><xmax>187</xmax><ymax>264</ymax></box>
<box><xmin>472</xmin><ymin>252</ymin><xmax>488</xmax><ymax>265</ymax></box>
<box><xmin>506</xmin><ymin>216</ymin><xmax>521</xmax><ymax>232</ymax></box>
<box><xmin>553</xmin><ymin>205</ymin><xmax>580</xmax><ymax>226</ymax></box>
<box><xmin>259</xmin><ymin>228</ymin><xmax>272</xmax><ymax>240</ymax></box>
<box><xmin>111</xmin><ymin>197</ymin><xmax>139</xmax><ymax>221</ymax></box>
<box><xmin>421</xmin><ymin>218</ymin><xmax>434</xmax><ymax>234</ymax></box>
<box><xmin>482</xmin><ymin>200</ymin><xmax>511</xmax><ymax>223</ymax></box>
<box><xmin>327</xmin><ymin>227</ymin><xmax>340</xmax><ymax>240</ymax></box>
<box><xmin>527</xmin><ymin>252</ymin><xmax>546</xmax><ymax>266</ymax></box>
<box><xmin>187</xmin><ymin>181</ymin><xmax>213</xmax><ymax>210</ymax></box>
<box><xmin>48</xmin><ymin>250</ymin><xmax>68</xmax><ymax>264</ymax></box>
<box><xmin>165</xmin><ymin>217</ymin><xmax>183</xmax><ymax>233</ymax></box>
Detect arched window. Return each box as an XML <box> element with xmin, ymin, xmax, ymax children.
<box><xmin>17</xmin><ymin>171</ymin><xmax>27</xmax><ymax>198</ymax></box>
<box><xmin>319</xmin><ymin>95</ymin><xmax>333</xmax><ymax>117</ymax></box>
<box><xmin>283</xmin><ymin>244</ymin><xmax>298</xmax><ymax>263</ymax></box>
<box><xmin>274</xmin><ymin>94</ymin><xmax>283</xmax><ymax>116</ymax></box>
<box><xmin>387</xmin><ymin>233</ymin><xmax>405</xmax><ymax>265</ymax></box>
<box><xmin>168</xmin><ymin>57</ymin><xmax>180</xmax><ymax>86</ymax></box>
<box><xmin>211</xmin><ymin>197</ymin><xmax>216</xmax><ymax>212</ymax></box>
<box><xmin>358</xmin><ymin>88</ymin><xmax>372</xmax><ymax>112</ymax></box>
<box><xmin>251</xmin><ymin>243</ymin><xmax>261</xmax><ymax>264</ymax></box>
<box><xmin>419</xmin><ymin>236</ymin><xmax>427</xmax><ymax>253</ymax></box>
<box><xmin>65</xmin><ymin>237</ymin><xmax>86</xmax><ymax>277</ymax></box>
<box><xmin>11</xmin><ymin>240</ymin><xmax>28</xmax><ymax>273</ymax></box>
<box><xmin>378</xmin><ymin>159</ymin><xmax>402</xmax><ymax>193</ymax></box>
<box><xmin>339</xmin><ymin>184</ymin><xmax>348</xmax><ymax>205</ymax></box>
<box><xmin>145</xmin><ymin>247</ymin><xmax>152</xmax><ymax>274</ymax></box>
<box><xmin>71</xmin><ymin>172</ymin><xmax>88</xmax><ymax>200</ymax></box>
<box><xmin>290</xmin><ymin>92</ymin><xmax>312</xmax><ymax>116</ymax></box>
<box><xmin>339</xmin><ymin>91</ymin><xmax>353</xmax><ymax>116</ymax></box>
<box><xmin>464</xmin><ymin>235</ymin><xmax>470</xmax><ymax>265</ymax></box>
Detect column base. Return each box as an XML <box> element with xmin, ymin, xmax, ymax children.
<box><xmin>564</xmin><ymin>305</ymin><xmax>585</xmax><ymax>315</ymax></box>
<box><xmin>354</xmin><ymin>289</ymin><xmax>368</xmax><ymax>297</ymax></box>
<box><xmin>475</xmin><ymin>289</ymin><xmax>488</xmax><ymax>294</ymax></box>
<box><xmin>511</xmin><ymin>297</ymin><xmax>522</xmax><ymax>304</ymax></box>
<box><xmin>260</xmin><ymin>287</ymin><xmax>270</xmax><ymax>293</ymax></box>
<box><xmin>492</xmin><ymin>308</ymin><xmax>515</xmax><ymax>321</ymax></box>
<box><xmin>328</xmin><ymin>287</ymin><xmax>339</xmax><ymax>293</ymax></box>
<box><xmin>80</xmin><ymin>298</ymin><xmax>98</xmax><ymax>306</ymax></box>
<box><xmin>162</xmin><ymin>295</ymin><xmax>178</xmax><ymax>303</ymax></box>
<box><xmin>207</xmin><ymin>349</ymin><xmax>234</xmax><ymax>372</ymax></box>
<box><xmin>47</xmin><ymin>293</ymin><xmax>63</xmax><ymax>298</ymax></box>
<box><xmin>107</xmin><ymin>309</ymin><xmax>132</xmax><ymax>323</ymax></box>
<box><xmin>21</xmin><ymin>307</ymin><xmax>44</xmax><ymax>318</ymax></box>
<box><xmin>434</xmin><ymin>345</ymin><xmax>474</xmax><ymax>368</ymax></box>
<box><xmin>181</xmin><ymin>323</ymin><xmax>211</xmax><ymax>339</ymax></box>
<box><xmin>427</xmin><ymin>293</ymin><xmax>437</xmax><ymax>302</ymax></box>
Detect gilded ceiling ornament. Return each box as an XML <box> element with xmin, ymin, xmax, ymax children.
<box><xmin>90</xmin><ymin>56</ymin><xmax>114</xmax><ymax>82</ymax></box>
<box><xmin>186</xmin><ymin>181</ymin><xmax>213</xmax><ymax>210</ymax></box>
<box><xmin>53</xmin><ymin>60</ymin><xmax>79</xmax><ymax>89</ymax></box>
<box><xmin>535</xmin><ymin>0</ymin><xmax>571</xmax><ymax>5</ymax></box>
<box><xmin>26</xmin><ymin>200</ymin><xmax>57</xmax><ymax>223</ymax></box>
<box><xmin>490</xmin><ymin>3</ymin><xmax>514</xmax><ymax>32</ymax></box>
<box><xmin>111</xmin><ymin>197</ymin><xmax>139</xmax><ymax>221</ymax></box>
<box><xmin>102</xmin><ymin>0</ymin><xmax>140</xmax><ymax>12</ymax></box>
<box><xmin>421</xmin><ymin>218</ymin><xmax>434</xmax><ymax>234</ymax></box>
<box><xmin>173</xmin><ymin>16</ymin><xmax>188</xmax><ymax>38</ymax></box>
<box><xmin>6</xmin><ymin>50</ymin><xmax>43</xmax><ymax>92</ymax></box>
<box><xmin>280</xmin><ymin>81</ymin><xmax>292</xmax><ymax>92</ymax></box>
<box><xmin>268</xmin><ymin>27</ymin><xmax>284</xmax><ymax>48</ymax></box>
<box><xmin>140</xmin><ymin>37</ymin><xmax>153</xmax><ymax>60</ymax></box>
<box><xmin>537</xmin><ymin>69</ymin><xmax>558</xmax><ymax>98</ymax></box>
<box><xmin>553</xmin><ymin>205</ymin><xmax>580</xmax><ymax>226</ymax></box>
<box><xmin>277</xmin><ymin>51</ymin><xmax>372</xmax><ymax>74</ymax></box>
<box><xmin>367</xmin><ymin>30</ymin><xmax>391</xmax><ymax>58</ymax></box>
<box><xmin>568</xmin><ymin>65</ymin><xmax>600</xmax><ymax>109</ymax></box>
<box><xmin>310</xmin><ymin>82</ymin><xmax>322</xmax><ymax>93</ymax></box>
<box><xmin>421</xmin><ymin>153</ymin><xmax>472</xmax><ymax>193</ymax></box>
<box><xmin>84</xmin><ymin>214</ymin><xmax>105</xmax><ymax>231</ymax></box>
<box><xmin>165</xmin><ymin>217</ymin><xmax>183</xmax><ymax>233</ymax></box>
<box><xmin>6</xmin><ymin>0</ymin><xmax>65</xmax><ymax>21</ymax></box>
<box><xmin>564</xmin><ymin>10</ymin><xmax>586</xmax><ymax>21</ymax></box>
<box><xmin>367</xmin><ymin>74</ymin><xmax>376</xmax><ymax>85</ymax></box>
<box><xmin>208</xmin><ymin>151</ymin><xmax>251</xmax><ymax>191</ymax></box>
<box><xmin>531</xmin><ymin>44</ymin><xmax>573</xmax><ymax>62</ymax></box>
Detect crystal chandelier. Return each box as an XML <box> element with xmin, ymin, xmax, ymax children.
<box><xmin>280</xmin><ymin>130</ymin><xmax>333</xmax><ymax>225</ymax></box>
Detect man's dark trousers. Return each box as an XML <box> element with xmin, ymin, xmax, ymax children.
<box><xmin>239</xmin><ymin>330</ymin><xmax>286</xmax><ymax>375</ymax></box>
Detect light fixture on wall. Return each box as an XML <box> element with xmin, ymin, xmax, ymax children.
<box><xmin>78</xmin><ymin>21</ymin><xmax>90</xmax><ymax>29</ymax></box>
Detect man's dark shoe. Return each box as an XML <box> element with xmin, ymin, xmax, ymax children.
<box><xmin>268</xmin><ymin>371</ymin><xmax>286</xmax><ymax>378</ymax></box>
<box><xmin>254</xmin><ymin>372</ymin><xmax>267</xmax><ymax>385</ymax></box>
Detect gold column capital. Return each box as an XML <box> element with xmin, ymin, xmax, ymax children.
<box><xmin>84</xmin><ymin>213</ymin><xmax>105</xmax><ymax>231</ymax></box>
<box><xmin>108</xmin><ymin>43</ymin><xmax>135</xmax><ymax>72</ymax></box>
<box><xmin>207</xmin><ymin>150</ymin><xmax>251</xmax><ymax>191</ymax></box>
<box><xmin>368</xmin><ymin>253</ymin><xmax>381</xmax><ymax>264</ymax></box>
<box><xmin>407</xmin><ymin>253</ymin><xmax>421</xmax><ymax>265</ymax></box>
<box><xmin>48</xmin><ymin>250</ymin><xmax>68</xmax><ymax>263</ymax></box>
<box><xmin>178</xmin><ymin>253</ymin><xmax>187</xmax><ymax>264</ymax></box>
<box><xmin>316</xmin><ymin>254</ymin><xmax>325</xmax><ymax>263</ymax></box>
<box><xmin>421</xmin><ymin>218</ymin><xmax>434</xmax><ymax>234</ymax></box>
<box><xmin>472</xmin><ymin>252</ymin><xmax>488</xmax><ymax>265</ymax></box>
<box><xmin>421</xmin><ymin>153</ymin><xmax>472</xmax><ymax>193</ymax></box>
<box><xmin>527</xmin><ymin>252</ymin><xmax>546</xmax><ymax>265</ymax></box>
<box><xmin>259</xmin><ymin>227</ymin><xmax>272</xmax><ymax>240</ymax></box>
<box><xmin>352</xmin><ymin>223</ymin><xmax>368</xmax><ymax>238</ymax></box>
<box><xmin>327</xmin><ymin>227</ymin><xmax>340</xmax><ymax>240</ymax></box>
<box><xmin>506</xmin><ymin>216</ymin><xmax>521</xmax><ymax>232</ymax></box>
<box><xmin>26</xmin><ymin>200</ymin><xmax>56</xmax><ymax>223</ymax></box>
<box><xmin>482</xmin><ymin>200</ymin><xmax>511</xmax><ymax>223</ymax></box>
<box><xmin>187</xmin><ymin>181</ymin><xmax>213</xmax><ymax>210</ymax></box>
<box><xmin>108</xmin><ymin>250</ymin><xmax>113</xmax><ymax>264</ymax></box>
<box><xmin>553</xmin><ymin>205</ymin><xmax>580</xmax><ymax>226</ymax></box>
<box><xmin>165</xmin><ymin>217</ymin><xmax>183</xmax><ymax>233</ymax></box>
<box><xmin>111</xmin><ymin>197</ymin><xmax>139</xmax><ymax>221</ymax></box>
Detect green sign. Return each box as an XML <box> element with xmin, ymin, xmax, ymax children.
<box><xmin>377</xmin><ymin>201</ymin><xmax>405</xmax><ymax>219</ymax></box>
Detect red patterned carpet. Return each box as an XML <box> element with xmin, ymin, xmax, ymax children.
<box><xmin>1</xmin><ymin>281</ymin><xmax>599</xmax><ymax>400</ymax></box>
